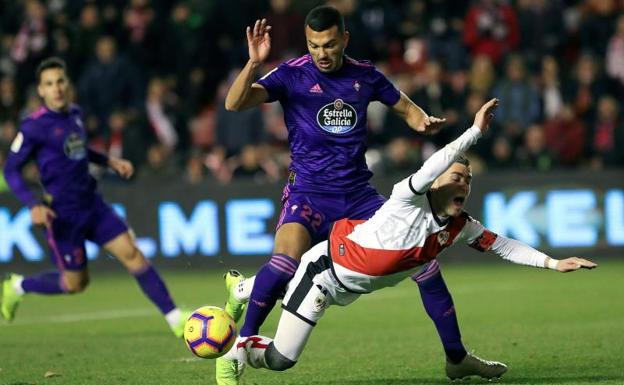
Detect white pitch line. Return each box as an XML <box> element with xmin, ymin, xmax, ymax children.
<box><xmin>170</xmin><ymin>357</ymin><xmax>205</xmax><ymax>363</ymax></box>
<box><xmin>0</xmin><ymin>308</ymin><xmax>156</xmax><ymax>326</ymax></box>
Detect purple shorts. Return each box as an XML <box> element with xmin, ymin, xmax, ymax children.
<box><xmin>46</xmin><ymin>197</ymin><xmax>128</xmax><ymax>271</ymax></box>
<box><xmin>276</xmin><ymin>183</ymin><xmax>386</xmax><ymax>244</ymax></box>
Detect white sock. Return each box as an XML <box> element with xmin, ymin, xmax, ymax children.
<box><xmin>165</xmin><ymin>308</ymin><xmax>181</xmax><ymax>327</ymax></box>
<box><xmin>13</xmin><ymin>275</ymin><xmax>25</xmax><ymax>295</ymax></box>
<box><xmin>241</xmin><ymin>335</ymin><xmax>272</xmax><ymax>369</ymax></box>
<box><xmin>234</xmin><ymin>276</ymin><xmax>255</xmax><ymax>302</ymax></box>
<box><xmin>223</xmin><ymin>336</ymin><xmax>244</xmax><ymax>360</ymax></box>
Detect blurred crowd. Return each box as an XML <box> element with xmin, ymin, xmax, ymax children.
<box><xmin>1</xmin><ymin>0</ymin><xmax>623</xmax><ymax>191</ymax></box>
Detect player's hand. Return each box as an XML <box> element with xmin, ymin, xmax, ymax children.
<box><xmin>419</xmin><ymin>115</ymin><xmax>446</xmax><ymax>135</ymax></box>
<box><xmin>31</xmin><ymin>204</ymin><xmax>56</xmax><ymax>229</ymax></box>
<box><xmin>556</xmin><ymin>257</ymin><xmax>597</xmax><ymax>273</ymax></box>
<box><xmin>473</xmin><ymin>98</ymin><xmax>499</xmax><ymax>134</ymax></box>
<box><xmin>247</xmin><ymin>19</ymin><xmax>272</xmax><ymax>65</ymax></box>
<box><xmin>109</xmin><ymin>158</ymin><xmax>134</xmax><ymax>179</ymax></box>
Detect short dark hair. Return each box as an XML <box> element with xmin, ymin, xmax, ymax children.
<box><xmin>305</xmin><ymin>5</ymin><xmax>345</xmax><ymax>33</ymax></box>
<box><xmin>455</xmin><ymin>155</ymin><xmax>471</xmax><ymax>167</ymax></box>
<box><xmin>36</xmin><ymin>57</ymin><xmax>67</xmax><ymax>83</ymax></box>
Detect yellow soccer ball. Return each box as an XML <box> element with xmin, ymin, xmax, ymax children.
<box><xmin>184</xmin><ymin>306</ymin><xmax>236</xmax><ymax>359</ymax></box>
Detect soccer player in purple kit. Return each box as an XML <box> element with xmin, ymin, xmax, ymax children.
<box><xmin>217</xmin><ymin>6</ymin><xmax>506</xmax><ymax>384</ymax></box>
<box><xmin>1</xmin><ymin>57</ymin><xmax>188</xmax><ymax>338</ymax></box>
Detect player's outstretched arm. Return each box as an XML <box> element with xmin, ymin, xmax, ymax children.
<box><xmin>391</xmin><ymin>92</ymin><xmax>446</xmax><ymax>135</ymax></box>
<box><xmin>470</xmin><ymin>229</ymin><xmax>598</xmax><ymax>273</ymax></box>
<box><xmin>225</xmin><ymin>19</ymin><xmax>271</xmax><ymax>111</ymax></box>
<box><xmin>407</xmin><ymin>98</ymin><xmax>498</xmax><ymax>194</ymax></box>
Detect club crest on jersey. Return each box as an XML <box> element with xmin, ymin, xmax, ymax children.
<box><xmin>313</xmin><ymin>285</ymin><xmax>328</xmax><ymax>312</ymax></box>
<box><xmin>353</xmin><ymin>81</ymin><xmax>360</xmax><ymax>92</ymax></box>
<box><xmin>437</xmin><ymin>231</ymin><xmax>450</xmax><ymax>246</ymax></box>
<box><xmin>63</xmin><ymin>132</ymin><xmax>86</xmax><ymax>160</ymax></box>
<box><xmin>316</xmin><ymin>99</ymin><xmax>358</xmax><ymax>134</ymax></box>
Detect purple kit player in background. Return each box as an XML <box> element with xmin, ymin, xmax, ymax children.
<box><xmin>217</xmin><ymin>6</ymin><xmax>501</xmax><ymax>384</ymax></box>
<box><xmin>1</xmin><ymin>57</ymin><xmax>187</xmax><ymax>338</ymax></box>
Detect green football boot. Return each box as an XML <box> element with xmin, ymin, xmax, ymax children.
<box><xmin>224</xmin><ymin>270</ymin><xmax>247</xmax><ymax>323</ymax></box>
<box><xmin>170</xmin><ymin>309</ymin><xmax>193</xmax><ymax>339</ymax></box>
<box><xmin>215</xmin><ymin>355</ymin><xmax>244</xmax><ymax>385</ymax></box>
<box><xmin>1</xmin><ymin>273</ymin><xmax>24</xmax><ymax>322</ymax></box>
<box><xmin>446</xmin><ymin>352</ymin><xmax>508</xmax><ymax>381</ymax></box>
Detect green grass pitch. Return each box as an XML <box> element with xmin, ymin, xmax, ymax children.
<box><xmin>1</xmin><ymin>260</ymin><xmax>622</xmax><ymax>385</ymax></box>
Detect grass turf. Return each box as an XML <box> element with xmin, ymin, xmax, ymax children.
<box><xmin>0</xmin><ymin>259</ymin><xmax>622</xmax><ymax>385</ymax></box>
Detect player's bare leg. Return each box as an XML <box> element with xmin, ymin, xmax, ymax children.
<box><xmin>62</xmin><ymin>269</ymin><xmax>90</xmax><ymax>293</ymax></box>
<box><xmin>104</xmin><ymin>231</ymin><xmax>187</xmax><ymax>337</ymax></box>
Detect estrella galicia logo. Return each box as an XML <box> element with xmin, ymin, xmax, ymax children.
<box><xmin>63</xmin><ymin>132</ymin><xmax>87</xmax><ymax>160</ymax></box>
<box><xmin>316</xmin><ymin>99</ymin><xmax>358</xmax><ymax>134</ymax></box>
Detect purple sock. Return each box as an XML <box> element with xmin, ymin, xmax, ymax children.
<box><xmin>133</xmin><ymin>265</ymin><xmax>176</xmax><ymax>314</ymax></box>
<box><xmin>21</xmin><ymin>271</ymin><xmax>66</xmax><ymax>294</ymax></box>
<box><xmin>240</xmin><ymin>254</ymin><xmax>298</xmax><ymax>337</ymax></box>
<box><xmin>413</xmin><ymin>260</ymin><xmax>466</xmax><ymax>364</ymax></box>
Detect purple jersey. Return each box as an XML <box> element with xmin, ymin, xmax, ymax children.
<box><xmin>257</xmin><ymin>54</ymin><xmax>400</xmax><ymax>193</ymax></box>
<box><xmin>4</xmin><ymin>104</ymin><xmax>109</xmax><ymax>210</ymax></box>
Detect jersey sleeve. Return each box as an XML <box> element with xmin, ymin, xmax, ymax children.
<box><xmin>387</xmin><ymin>125</ymin><xmax>482</xmax><ymax>204</ymax></box>
<box><xmin>410</xmin><ymin>125</ymin><xmax>482</xmax><ymax>194</ymax></box>
<box><xmin>388</xmin><ymin>174</ymin><xmax>427</xmax><ymax>202</ymax></box>
<box><xmin>3</xmin><ymin>120</ymin><xmax>44</xmax><ymax>207</ymax></box>
<box><xmin>489</xmin><ymin>234</ymin><xmax>549</xmax><ymax>268</ymax></box>
<box><xmin>459</xmin><ymin>216</ymin><xmax>549</xmax><ymax>268</ymax></box>
<box><xmin>457</xmin><ymin>215</ymin><xmax>498</xmax><ymax>252</ymax></box>
<box><xmin>255</xmin><ymin>63</ymin><xmax>291</xmax><ymax>103</ymax></box>
<box><xmin>371</xmin><ymin>68</ymin><xmax>400</xmax><ymax>106</ymax></box>
<box><xmin>87</xmin><ymin>148</ymin><xmax>109</xmax><ymax>166</ymax></box>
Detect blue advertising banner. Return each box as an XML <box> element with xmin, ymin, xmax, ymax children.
<box><xmin>1</xmin><ymin>170</ymin><xmax>622</xmax><ymax>270</ymax></box>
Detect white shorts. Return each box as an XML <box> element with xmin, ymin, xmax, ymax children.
<box><xmin>282</xmin><ymin>241</ymin><xmax>361</xmax><ymax>325</ymax></box>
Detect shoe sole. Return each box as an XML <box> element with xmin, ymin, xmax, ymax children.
<box><xmin>449</xmin><ymin>374</ymin><xmax>504</xmax><ymax>382</ymax></box>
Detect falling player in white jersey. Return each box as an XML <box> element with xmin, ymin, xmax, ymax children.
<box><xmin>227</xmin><ymin>98</ymin><xmax>597</xmax><ymax>381</ymax></box>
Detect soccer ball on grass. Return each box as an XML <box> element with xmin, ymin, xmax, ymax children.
<box><xmin>183</xmin><ymin>306</ymin><xmax>236</xmax><ymax>359</ymax></box>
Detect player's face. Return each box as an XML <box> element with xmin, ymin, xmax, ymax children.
<box><xmin>38</xmin><ymin>68</ymin><xmax>69</xmax><ymax>111</ymax></box>
<box><xmin>431</xmin><ymin>163</ymin><xmax>472</xmax><ymax>217</ymax></box>
<box><xmin>305</xmin><ymin>25</ymin><xmax>349</xmax><ymax>73</ymax></box>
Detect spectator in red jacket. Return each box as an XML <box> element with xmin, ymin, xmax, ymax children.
<box><xmin>464</xmin><ymin>0</ymin><xmax>520</xmax><ymax>64</ymax></box>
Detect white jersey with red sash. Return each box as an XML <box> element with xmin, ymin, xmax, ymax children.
<box><xmin>327</xmin><ymin>125</ymin><xmax>498</xmax><ymax>293</ymax></box>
